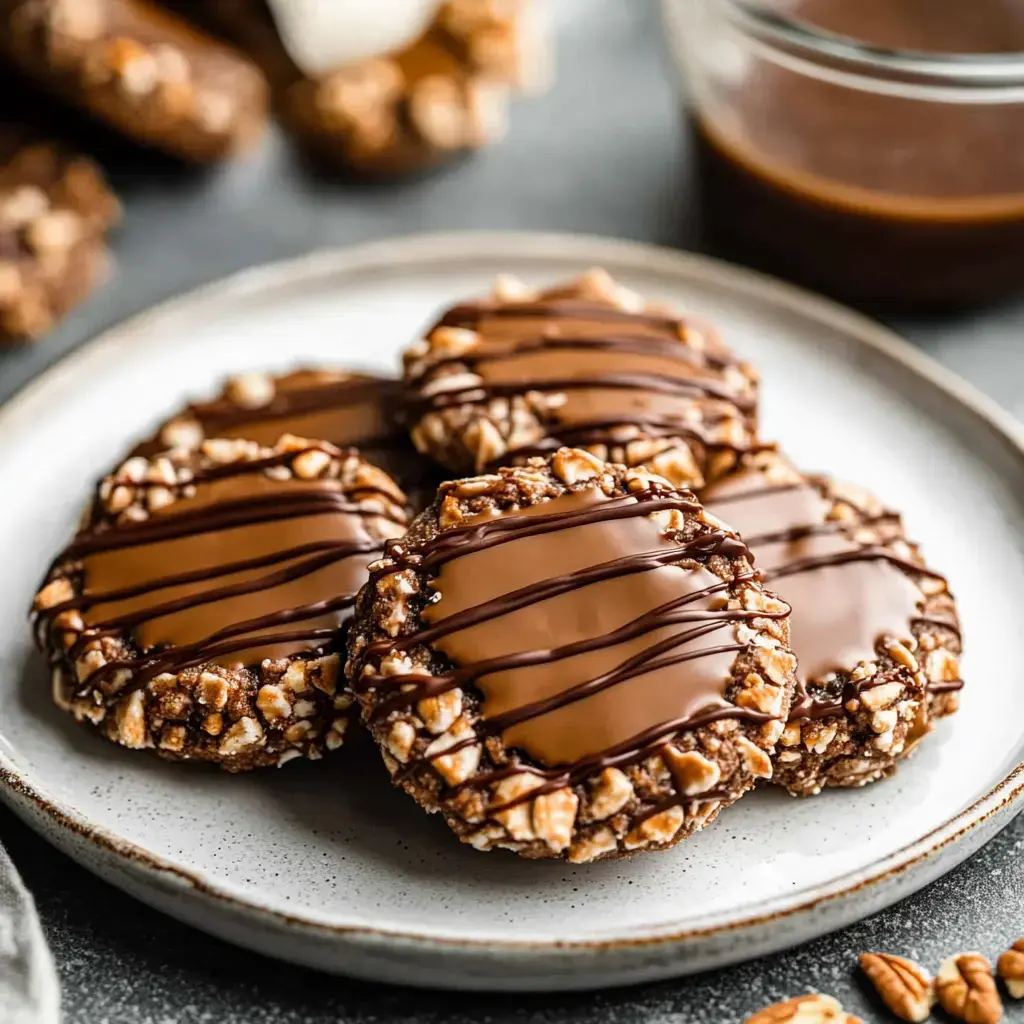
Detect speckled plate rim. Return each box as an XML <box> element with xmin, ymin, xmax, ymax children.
<box><xmin>1</xmin><ymin>232</ymin><xmax>1022</xmax><ymax>990</ymax></box>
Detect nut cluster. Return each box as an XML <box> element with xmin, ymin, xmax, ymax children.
<box><xmin>0</xmin><ymin>138</ymin><xmax>119</xmax><ymax>342</ymax></box>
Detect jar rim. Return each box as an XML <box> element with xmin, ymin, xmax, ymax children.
<box><xmin>725</xmin><ymin>0</ymin><xmax>1024</xmax><ymax>87</ymax></box>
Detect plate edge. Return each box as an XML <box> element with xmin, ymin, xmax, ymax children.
<box><xmin>1</xmin><ymin>229</ymin><xmax>1022</xmax><ymax>953</ymax></box>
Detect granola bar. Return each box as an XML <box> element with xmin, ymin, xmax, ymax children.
<box><xmin>0</xmin><ymin>0</ymin><xmax>269</xmax><ymax>162</ymax></box>
<box><xmin>0</xmin><ymin>127</ymin><xmax>119</xmax><ymax>342</ymax></box>
<box><xmin>346</xmin><ymin>448</ymin><xmax>796</xmax><ymax>861</ymax></box>
<box><xmin>402</xmin><ymin>269</ymin><xmax>760</xmax><ymax>488</ymax></box>
<box><xmin>32</xmin><ymin>436</ymin><xmax>408</xmax><ymax>770</ymax></box>
<box><xmin>701</xmin><ymin>448</ymin><xmax>962</xmax><ymax>796</ymax></box>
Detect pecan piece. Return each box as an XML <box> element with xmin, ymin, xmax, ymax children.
<box><xmin>936</xmin><ymin>953</ymin><xmax>1003</xmax><ymax>1024</ymax></box>
<box><xmin>859</xmin><ymin>952</ymin><xmax>934</xmax><ymax>1022</ymax></box>
<box><xmin>997</xmin><ymin>938</ymin><xmax>1024</xmax><ymax>999</ymax></box>
<box><xmin>744</xmin><ymin>993</ymin><xmax>861</xmax><ymax>1023</ymax></box>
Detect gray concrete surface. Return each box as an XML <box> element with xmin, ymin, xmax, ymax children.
<box><xmin>1</xmin><ymin>3</ymin><xmax>1022</xmax><ymax>1020</ymax></box>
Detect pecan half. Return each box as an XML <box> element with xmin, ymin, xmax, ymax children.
<box><xmin>744</xmin><ymin>993</ymin><xmax>862</xmax><ymax>1023</ymax></box>
<box><xmin>936</xmin><ymin>953</ymin><xmax>1003</xmax><ymax>1024</ymax></box>
<box><xmin>997</xmin><ymin>938</ymin><xmax>1024</xmax><ymax>999</ymax></box>
<box><xmin>859</xmin><ymin>952</ymin><xmax>934</xmax><ymax>1022</ymax></box>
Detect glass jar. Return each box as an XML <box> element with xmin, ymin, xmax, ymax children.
<box><xmin>663</xmin><ymin>0</ymin><xmax>1024</xmax><ymax>311</ymax></box>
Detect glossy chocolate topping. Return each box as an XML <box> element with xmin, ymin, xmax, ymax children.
<box><xmin>42</xmin><ymin>450</ymin><xmax>405</xmax><ymax>691</ymax></box>
<box><xmin>410</xmin><ymin>299</ymin><xmax>756</xmax><ymax>460</ymax></box>
<box><xmin>175</xmin><ymin>371</ymin><xmax>400</xmax><ymax>449</ymax></box>
<box><xmin>145</xmin><ymin>369</ymin><xmax>436</xmax><ymax>503</ymax></box>
<box><xmin>356</xmin><ymin>484</ymin><xmax>785</xmax><ymax>806</ymax></box>
<box><xmin>703</xmin><ymin>467</ymin><xmax>957</xmax><ymax>718</ymax></box>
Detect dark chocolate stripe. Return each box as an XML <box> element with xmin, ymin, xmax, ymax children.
<box><xmin>437</xmin><ymin>299</ymin><xmax>690</xmax><ymax>334</ymax></box>
<box><xmin>67</xmin><ymin>540</ymin><xmax>378</xmax><ymax>658</ymax></box>
<box><xmin>359</xmin><ymin>484</ymin><xmax>782</xmax><ymax>806</ymax></box>
<box><xmin>187</xmin><ymin>376</ymin><xmax>408</xmax><ymax>447</ymax></box>
<box><xmin>765</xmin><ymin>545</ymin><xmax>948</xmax><ymax>584</ymax></box>
<box><xmin>372</xmin><ymin>538</ymin><xmax>748</xmax><ymax>658</ymax></box>
<box><xmin>410</xmin><ymin>372</ymin><xmax>755</xmax><ymax>418</ymax></box>
<box><xmin>363</xmin><ymin>577</ymin><xmax>751</xmax><ymax>718</ymax></box>
<box><xmin>51</xmin><ymin>539</ymin><xmax>352</xmax><ymax>613</ymax></box>
<box><xmin>406</xmin><ymin>334</ymin><xmax>737</xmax><ymax>391</ymax></box>
<box><xmin>65</xmin><ymin>492</ymin><xmax>374</xmax><ymax>559</ymax></box>
<box><xmin>38</xmin><ymin>448</ymin><xmax>405</xmax><ymax>694</ymax></box>
<box><xmin>449</xmin><ymin>703</ymin><xmax>776</xmax><ymax>812</ymax></box>
<box><xmin>703</xmin><ymin>473</ymin><xmax>958</xmax><ymax>722</ymax></box>
<box><xmin>411</xmin><ymin>294</ymin><xmax>755</xmax><ymax>470</ymax></box>
<box><xmin>379</xmin><ymin>488</ymin><xmax>704</xmax><ymax>578</ymax></box>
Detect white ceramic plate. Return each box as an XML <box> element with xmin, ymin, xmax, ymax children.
<box><xmin>1</xmin><ymin>233</ymin><xmax>1022</xmax><ymax>992</ymax></box>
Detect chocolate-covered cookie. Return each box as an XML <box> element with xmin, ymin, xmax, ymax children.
<box><xmin>0</xmin><ymin>130</ymin><xmax>120</xmax><ymax>342</ymax></box>
<box><xmin>33</xmin><ymin>436</ymin><xmax>407</xmax><ymax>770</ymax></box>
<box><xmin>402</xmin><ymin>269</ymin><xmax>759</xmax><ymax>489</ymax></box>
<box><xmin>141</xmin><ymin>367</ymin><xmax>442</xmax><ymax>511</ymax></box>
<box><xmin>346</xmin><ymin>448</ymin><xmax>796</xmax><ymax>861</ymax></box>
<box><xmin>702</xmin><ymin>449</ymin><xmax>962</xmax><ymax>796</ymax></box>
<box><xmin>0</xmin><ymin>0</ymin><xmax>268</xmax><ymax>162</ymax></box>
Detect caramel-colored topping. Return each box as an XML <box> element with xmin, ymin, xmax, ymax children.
<box><xmin>144</xmin><ymin>371</ymin><xmax>436</xmax><ymax>501</ymax></box>
<box><xmin>178</xmin><ymin>371</ymin><xmax>401</xmax><ymax>451</ymax></box>
<box><xmin>356</xmin><ymin>484</ymin><xmax>779</xmax><ymax>802</ymax></box>
<box><xmin>703</xmin><ymin>468</ymin><xmax>942</xmax><ymax>716</ymax></box>
<box><xmin>411</xmin><ymin>298</ymin><xmax>755</xmax><ymax>459</ymax></box>
<box><xmin>52</xmin><ymin>453</ymin><xmax>401</xmax><ymax>684</ymax></box>
<box><xmin>426</xmin><ymin>490</ymin><xmax>742</xmax><ymax>765</ymax></box>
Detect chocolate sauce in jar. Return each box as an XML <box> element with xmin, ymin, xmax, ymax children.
<box><xmin>689</xmin><ymin>0</ymin><xmax>1024</xmax><ymax>310</ymax></box>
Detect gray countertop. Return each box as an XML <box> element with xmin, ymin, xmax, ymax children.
<box><xmin>1</xmin><ymin>3</ymin><xmax>1023</xmax><ymax>1021</ymax></box>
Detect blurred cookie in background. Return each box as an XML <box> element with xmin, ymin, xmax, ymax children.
<box><xmin>0</xmin><ymin>0</ymin><xmax>269</xmax><ymax>163</ymax></box>
<box><xmin>0</xmin><ymin>124</ymin><xmax>120</xmax><ymax>343</ymax></box>
<box><xmin>164</xmin><ymin>0</ymin><xmax>552</xmax><ymax>176</ymax></box>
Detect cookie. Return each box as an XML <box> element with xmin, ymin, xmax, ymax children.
<box><xmin>32</xmin><ymin>436</ymin><xmax>407</xmax><ymax>770</ymax></box>
<box><xmin>0</xmin><ymin>129</ymin><xmax>120</xmax><ymax>342</ymax></box>
<box><xmin>166</xmin><ymin>0</ymin><xmax>545</xmax><ymax>176</ymax></box>
<box><xmin>402</xmin><ymin>269</ymin><xmax>760</xmax><ymax>489</ymax></box>
<box><xmin>140</xmin><ymin>368</ymin><xmax>442</xmax><ymax>510</ymax></box>
<box><xmin>701</xmin><ymin>448</ymin><xmax>962</xmax><ymax>796</ymax></box>
<box><xmin>0</xmin><ymin>0</ymin><xmax>269</xmax><ymax>162</ymax></box>
<box><xmin>346</xmin><ymin>448</ymin><xmax>796</xmax><ymax>861</ymax></box>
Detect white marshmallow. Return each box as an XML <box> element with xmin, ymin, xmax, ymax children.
<box><xmin>265</xmin><ymin>0</ymin><xmax>441</xmax><ymax>76</ymax></box>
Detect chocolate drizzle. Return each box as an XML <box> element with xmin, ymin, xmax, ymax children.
<box><xmin>410</xmin><ymin>296</ymin><xmax>757</xmax><ymax>459</ymax></box>
<box><xmin>141</xmin><ymin>370</ymin><xmax>436</xmax><ymax>502</ymax></box>
<box><xmin>171</xmin><ymin>371</ymin><xmax>404</xmax><ymax>449</ymax></box>
<box><xmin>703</xmin><ymin>467</ymin><xmax>962</xmax><ymax>721</ymax></box>
<box><xmin>38</xmin><ymin>449</ymin><xmax>406</xmax><ymax>695</ymax></box>
<box><xmin>355</xmin><ymin>484</ymin><xmax>787</xmax><ymax>810</ymax></box>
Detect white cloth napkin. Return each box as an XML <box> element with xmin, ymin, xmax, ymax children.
<box><xmin>0</xmin><ymin>842</ymin><xmax>60</xmax><ymax>1024</ymax></box>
